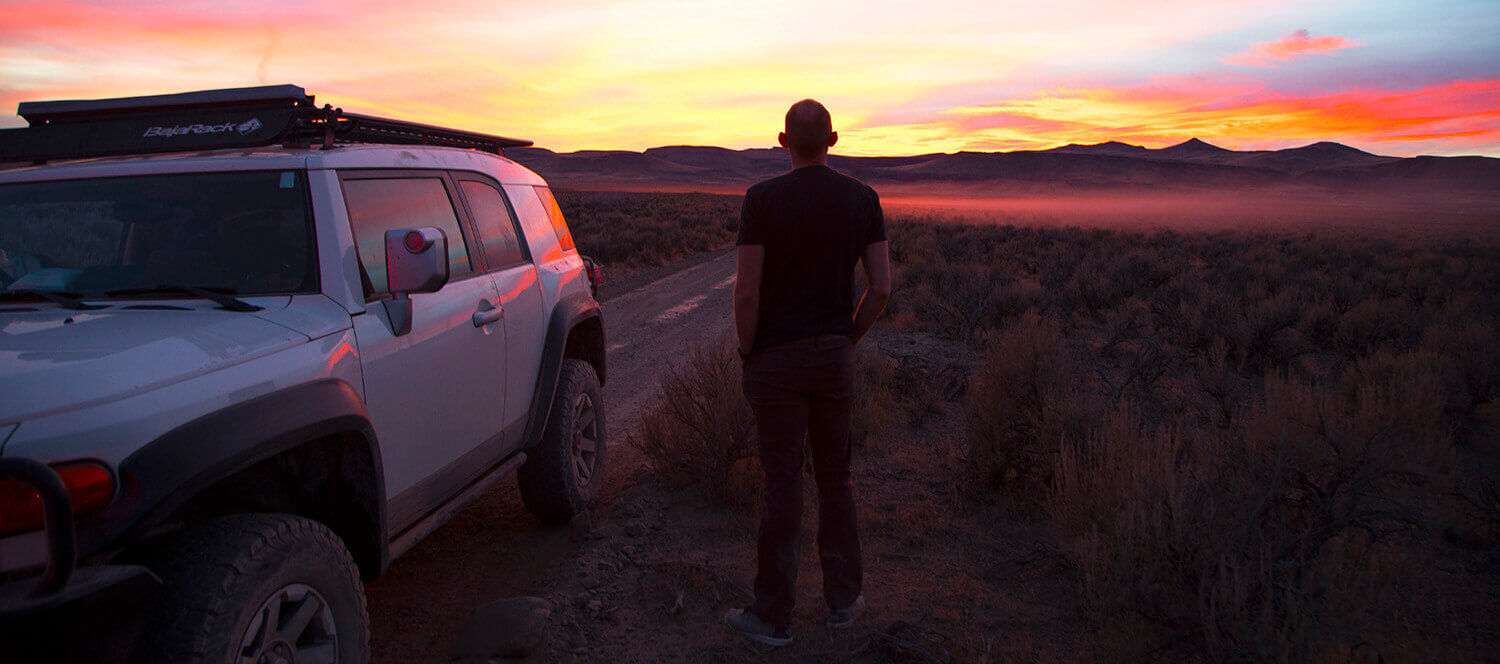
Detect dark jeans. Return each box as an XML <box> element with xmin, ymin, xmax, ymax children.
<box><xmin>741</xmin><ymin>334</ymin><xmax>862</xmax><ymax>628</ymax></box>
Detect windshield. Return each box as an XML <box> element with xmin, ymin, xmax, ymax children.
<box><xmin>0</xmin><ymin>170</ymin><xmax>316</xmax><ymax>297</ymax></box>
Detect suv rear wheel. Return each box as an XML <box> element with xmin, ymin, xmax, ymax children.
<box><xmin>518</xmin><ymin>359</ymin><xmax>605</xmax><ymax>522</ymax></box>
<box><xmin>131</xmin><ymin>514</ymin><xmax>369</xmax><ymax>664</ymax></box>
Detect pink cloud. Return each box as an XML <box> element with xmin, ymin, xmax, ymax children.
<box><xmin>1220</xmin><ymin>29</ymin><xmax>1360</xmax><ymax>67</ymax></box>
<box><xmin>855</xmin><ymin>78</ymin><xmax>1500</xmax><ymax>157</ymax></box>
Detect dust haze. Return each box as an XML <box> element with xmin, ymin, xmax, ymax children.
<box><xmin>552</xmin><ymin>179</ymin><xmax>1499</xmax><ymax>241</ymax></box>
<box><xmin>880</xmin><ymin>187</ymin><xmax>1500</xmax><ymax>240</ymax></box>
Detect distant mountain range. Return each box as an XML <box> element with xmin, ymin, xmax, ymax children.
<box><xmin>508</xmin><ymin>139</ymin><xmax>1500</xmax><ymax>209</ymax></box>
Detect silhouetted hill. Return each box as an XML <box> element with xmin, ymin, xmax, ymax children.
<box><xmin>1045</xmin><ymin>141</ymin><xmax>1151</xmax><ymax>157</ymax></box>
<box><xmin>506</xmin><ymin>140</ymin><xmax>1500</xmax><ymax>211</ymax></box>
<box><xmin>1233</xmin><ymin>142</ymin><xmax>1398</xmax><ymax>174</ymax></box>
<box><xmin>1156</xmin><ymin>137</ymin><xmax>1237</xmax><ymax>161</ymax></box>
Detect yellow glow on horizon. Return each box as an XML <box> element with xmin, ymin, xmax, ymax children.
<box><xmin>0</xmin><ymin>0</ymin><xmax>1496</xmax><ymax>157</ymax></box>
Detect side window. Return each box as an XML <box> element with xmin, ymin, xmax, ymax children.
<box><xmin>532</xmin><ymin>186</ymin><xmax>575</xmax><ymax>252</ymax></box>
<box><xmin>459</xmin><ymin>180</ymin><xmax>527</xmax><ymax>268</ymax></box>
<box><xmin>341</xmin><ymin>177</ymin><xmax>472</xmax><ymax>296</ymax></box>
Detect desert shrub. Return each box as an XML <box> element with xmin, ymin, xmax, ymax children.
<box><xmin>851</xmin><ymin>345</ymin><xmax>899</xmax><ymax>449</ymax></box>
<box><xmin>1326</xmin><ymin>274</ymin><xmax>1365</xmax><ymax>314</ymax></box>
<box><xmin>628</xmin><ymin>340</ymin><xmax>759</xmax><ymax>510</ymax></box>
<box><xmin>904</xmin><ymin>263</ymin><xmax>1012</xmax><ymax>341</ymax></box>
<box><xmin>1095</xmin><ymin>298</ymin><xmax>1152</xmax><ymax>356</ymax></box>
<box><xmin>1296</xmin><ymin>300</ymin><xmax>1341</xmax><ymax>352</ymax></box>
<box><xmin>965</xmin><ymin>312</ymin><xmax>1096</xmax><ymax>489</ymax></box>
<box><xmin>1062</xmin><ymin>255</ymin><xmax>1124</xmax><ymax>317</ymax></box>
<box><xmin>1421</xmin><ymin>319</ymin><xmax>1500</xmax><ymax>420</ymax></box>
<box><xmin>990</xmin><ymin>279</ymin><xmax>1045</xmax><ymax>322</ymax></box>
<box><xmin>1190</xmin><ymin>337</ymin><xmax>1246</xmax><ymax>428</ymax></box>
<box><xmin>1334</xmin><ymin>298</ymin><xmax>1420</xmax><ymax>358</ymax></box>
<box><xmin>1242</xmin><ymin>289</ymin><xmax>1307</xmax><ymax>367</ymax></box>
<box><xmin>1166</xmin><ymin>281</ymin><xmax>1250</xmax><ymax>358</ymax></box>
<box><xmin>553</xmin><ymin>190</ymin><xmax>740</xmax><ymax>268</ymax></box>
<box><xmin>882</xmin><ymin>211</ymin><xmax>1500</xmax><ymax>659</ymax></box>
<box><xmin>1051</xmin><ymin>351</ymin><xmax>1454</xmax><ymax>661</ymax></box>
<box><xmin>888</xmin><ymin>352</ymin><xmax>966</xmax><ymax>427</ymax></box>
<box><xmin>1049</xmin><ymin>407</ymin><xmax>1198</xmax><ymax>619</ymax></box>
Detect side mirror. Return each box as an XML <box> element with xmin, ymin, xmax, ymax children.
<box><xmin>386</xmin><ymin>228</ymin><xmax>449</xmax><ymax>294</ymax></box>
<box><xmin>381</xmin><ymin>227</ymin><xmax>449</xmax><ymax>336</ymax></box>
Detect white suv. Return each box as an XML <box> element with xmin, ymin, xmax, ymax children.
<box><xmin>0</xmin><ymin>86</ymin><xmax>606</xmax><ymax>663</ymax></box>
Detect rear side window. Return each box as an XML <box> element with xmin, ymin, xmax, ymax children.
<box><xmin>341</xmin><ymin>177</ymin><xmax>472</xmax><ymax>296</ymax></box>
<box><xmin>459</xmin><ymin>180</ymin><xmax>526</xmax><ymax>268</ymax></box>
<box><xmin>532</xmin><ymin>186</ymin><xmax>575</xmax><ymax>252</ymax></box>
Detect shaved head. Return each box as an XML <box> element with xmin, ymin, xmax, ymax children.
<box><xmin>782</xmin><ymin>99</ymin><xmax>834</xmax><ymax>159</ymax></box>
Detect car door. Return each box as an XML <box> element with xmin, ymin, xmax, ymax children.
<box><xmin>340</xmin><ymin>171</ymin><xmax>509</xmax><ymax>533</ymax></box>
<box><xmin>453</xmin><ymin>174</ymin><xmax>546</xmax><ymax>448</ymax></box>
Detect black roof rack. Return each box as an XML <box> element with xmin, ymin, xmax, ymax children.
<box><xmin>1</xmin><ymin>85</ymin><xmax>532</xmax><ymax>164</ymax></box>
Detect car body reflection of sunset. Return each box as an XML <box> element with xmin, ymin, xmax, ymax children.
<box><xmin>2</xmin><ymin>0</ymin><xmax>1496</xmax><ymax>157</ymax></box>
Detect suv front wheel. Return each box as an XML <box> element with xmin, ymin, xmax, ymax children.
<box><xmin>132</xmin><ymin>514</ymin><xmax>369</xmax><ymax>664</ymax></box>
<box><xmin>518</xmin><ymin>359</ymin><xmax>605</xmax><ymax>522</ymax></box>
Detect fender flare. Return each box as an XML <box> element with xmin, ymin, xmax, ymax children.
<box><xmin>520</xmin><ymin>292</ymin><xmax>605</xmax><ymax>452</ymax></box>
<box><xmin>87</xmin><ymin>379</ymin><xmax>388</xmax><ymax>576</ymax></box>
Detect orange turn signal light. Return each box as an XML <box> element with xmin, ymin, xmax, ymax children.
<box><xmin>0</xmin><ymin>461</ymin><xmax>114</xmax><ymax>537</ymax></box>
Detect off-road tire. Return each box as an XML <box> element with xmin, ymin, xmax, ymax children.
<box><xmin>130</xmin><ymin>513</ymin><xmax>369</xmax><ymax>664</ymax></box>
<box><xmin>519</xmin><ymin>359</ymin><xmax>605</xmax><ymax>522</ymax></box>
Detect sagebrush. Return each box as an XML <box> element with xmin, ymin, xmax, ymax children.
<box><xmin>920</xmin><ymin>217</ymin><xmax>1500</xmax><ymax>660</ymax></box>
<box><xmin>628</xmin><ymin>339</ymin><xmax>758</xmax><ymax>511</ymax></box>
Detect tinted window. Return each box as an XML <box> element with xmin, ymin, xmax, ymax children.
<box><xmin>341</xmin><ymin>177</ymin><xmax>471</xmax><ymax>295</ymax></box>
<box><xmin>459</xmin><ymin>180</ymin><xmax>526</xmax><ymax>268</ymax></box>
<box><xmin>0</xmin><ymin>170</ymin><xmax>315</xmax><ymax>296</ymax></box>
<box><xmin>532</xmin><ymin>186</ymin><xmax>575</xmax><ymax>252</ymax></box>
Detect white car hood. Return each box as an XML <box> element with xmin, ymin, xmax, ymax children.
<box><xmin>0</xmin><ymin>300</ymin><xmax>306</xmax><ymax>423</ymax></box>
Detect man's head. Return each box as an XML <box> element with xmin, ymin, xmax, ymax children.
<box><xmin>779</xmin><ymin>99</ymin><xmax>838</xmax><ymax>161</ymax></box>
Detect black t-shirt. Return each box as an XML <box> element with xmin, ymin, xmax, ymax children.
<box><xmin>737</xmin><ymin>165</ymin><xmax>886</xmax><ymax>353</ymax></box>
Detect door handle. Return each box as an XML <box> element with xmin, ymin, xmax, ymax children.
<box><xmin>472</xmin><ymin>301</ymin><xmax>504</xmax><ymax>327</ymax></box>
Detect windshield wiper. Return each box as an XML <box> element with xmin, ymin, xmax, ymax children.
<box><xmin>0</xmin><ymin>289</ymin><xmax>107</xmax><ymax>311</ymax></box>
<box><xmin>102</xmin><ymin>284</ymin><xmax>262</xmax><ymax>312</ymax></box>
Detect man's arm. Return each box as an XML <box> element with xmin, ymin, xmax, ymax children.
<box><xmin>851</xmin><ymin>240</ymin><xmax>891</xmax><ymax>344</ymax></box>
<box><xmin>734</xmin><ymin>244</ymin><xmax>765</xmax><ymax>355</ymax></box>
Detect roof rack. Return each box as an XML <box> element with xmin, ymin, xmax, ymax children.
<box><xmin>0</xmin><ymin>85</ymin><xmax>532</xmax><ymax>164</ymax></box>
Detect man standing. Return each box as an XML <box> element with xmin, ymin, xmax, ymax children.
<box><xmin>725</xmin><ymin>99</ymin><xmax>891</xmax><ymax>646</ymax></box>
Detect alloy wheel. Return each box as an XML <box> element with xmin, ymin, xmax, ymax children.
<box><xmin>570</xmin><ymin>392</ymin><xmax>599</xmax><ymax>488</ymax></box>
<box><xmin>237</xmin><ymin>583</ymin><xmax>339</xmax><ymax>664</ymax></box>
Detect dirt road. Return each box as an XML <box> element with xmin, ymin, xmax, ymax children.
<box><xmin>593</xmin><ymin>248</ymin><xmax>739</xmax><ymax>436</ymax></box>
<box><xmin>365</xmin><ymin>249</ymin><xmax>739</xmax><ymax>662</ymax></box>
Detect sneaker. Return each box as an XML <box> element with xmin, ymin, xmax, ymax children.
<box><xmin>724</xmin><ymin>607</ymin><xmax>792</xmax><ymax>646</ymax></box>
<box><xmin>827</xmin><ymin>595</ymin><xmax>865</xmax><ymax>629</ymax></box>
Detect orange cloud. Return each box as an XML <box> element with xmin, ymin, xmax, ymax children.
<box><xmin>844</xmin><ymin>79</ymin><xmax>1500</xmax><ymax>156</ymax></box>
<box><xmin>1220</xmin><ymin>29</ymin><xmax>1360</xmax><ymax>66</ymax></box>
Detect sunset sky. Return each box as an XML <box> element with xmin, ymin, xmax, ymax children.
<box><xmin>2</xmin><ymin>0</ymin><xmax>1497</xmax><ymax>157</ymax></box>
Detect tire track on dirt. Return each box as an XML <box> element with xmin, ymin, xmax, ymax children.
<box><xmin>599</xmin><ymin>251</ymin><xmax>736</xmax><ymax>444</ymax></box>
